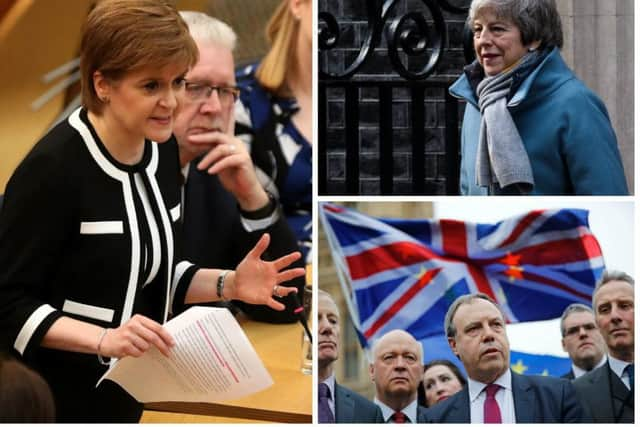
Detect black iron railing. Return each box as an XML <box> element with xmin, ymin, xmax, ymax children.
<box><xmin>319</xmin><ymin>0</ymin><xmax>473</xmax><ymax>195</ymax></box>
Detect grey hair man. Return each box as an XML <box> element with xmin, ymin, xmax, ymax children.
<box><xmin>174</xmin><ymin>12</ymin><xmax>304</xmax><ymax>322</ymax></box>
<box><xmin>317</xmin><ymin>290</ymin><xmax>382</xmax><ymax>423</ymax></box>
<box><xmin>574</xmin><ymin>271</ymin><xmax>634</xmax><ymax>423</ymax></box>
<box><xmin>368</xmin><ymin>329</ymin><xmax>429</xmax><ymax>423</ymax></box>
<box><xmin>426</xmin><ymin>293</ymin><xmax>584</xmax><ymax>423</ymax></box>
<box><xmin>559</xmin><ymin>303</ymin><xmax>607</xmax><ymax>379</ymax></box>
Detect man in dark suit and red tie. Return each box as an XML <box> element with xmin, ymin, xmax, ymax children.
<box><xmin>369</xmin><ymin>329</ymin><xmax>430</xmax><ymax>423</ymax></box>
<box><xmin>318</xmin><ymin>290</ymin><xmax>383</xmax><ymax>423</ymax></box>
<box><xmin>574</xmin><ymin>270</ymin><xmax>634</xmax><ymax>423</ymax></box>
<box><xmin>425</xmin><ymin>293</ymin><xmax>584</xmax><ymax>423</ymax></box>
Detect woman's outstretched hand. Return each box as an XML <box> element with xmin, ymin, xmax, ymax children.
<box><xmin>232</xmin><ymin>233</ymin><xmax>305</xmax><ymax>310</ymax></box>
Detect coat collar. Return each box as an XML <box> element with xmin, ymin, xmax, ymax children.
<box><xmin>442</xmin><ymin>384</ymin><xmax>471</xmax><ymax>422</ymax></box>
<box><xmin>511</xmin><ymin>371</ymin><xmax>537</xmax><ymax>423</ymax></box>
<box><xmin>335</xmin><ymin>383</ymin><xmax>356</xmax><ymax>422</ymax></box>
<box><xmin>449</xmin><ymin>47</ymin><xmax>573</xmax><ymax>108</ymax></box>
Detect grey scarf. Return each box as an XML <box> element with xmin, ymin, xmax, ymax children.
<box><xmin>475</xmin><ymin>52</ymin><xmax>537</xmax><ymax>194</ymax></box>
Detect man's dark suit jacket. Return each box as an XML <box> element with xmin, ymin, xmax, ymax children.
<box><xmin>562</xmin><ymin>370</ymin><xmax>575</xmax><ymax>380</ymax></box>
<box><xmin>334</xmin><ymin>383</ymin><xmax>383</xmax><ymax>423</ymax></box>
<box><xmin>573</xmin><ymin>362</ymin><xmax>633</xmax><ymax>423</ymax></box>
<box><xmin>425</xmin><ymin>371</ymin><xmax>584</xmax><ymax>423</ymax></box>
<box><xmin>416</xmin><ymin>405</ymin><xmax>430</xmax><ymax>423</ymax></box>
<box><xmin>181</xmin><ymin>164</ymin><xmax>305</xmax><ymax>323</ymax></box>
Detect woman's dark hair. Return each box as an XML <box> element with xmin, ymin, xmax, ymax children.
<box><xmin>0</xmin><ymin>354</ymin><xmax>55</xmax><ymax>422</ymax></box>
<box><xmin>418</xmin><ymin>359</ymin><xmax>467</xmax><ymax>407</ymax></box>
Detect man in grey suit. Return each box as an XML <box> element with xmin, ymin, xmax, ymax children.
<box><xmin>369</xmin><ymin>330</ymin><xmax>430</xmax><ymax>423</ymax></box>
<box><xmin>426</xmin><ymin>293</ymin><xmax>584</xmax><ymax>423</ymax></box>
<box><xmin>318</xmin><ymin>290</ymin><xmax>383</xmax><ymax>423</ymax></box>
<box><xmin>574</xmin><ymin>270</ymin><xmax>634</xmax><ymax>423</ymax></box>
<box><xmin>559</xmin><ymin>303</ymin><xmax>607</xmax><ymax>379</ymax></box>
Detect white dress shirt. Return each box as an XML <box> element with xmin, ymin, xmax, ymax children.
<box><xmin>468</xmin><ymin>369</ymin><xmax>516</xmax><ymax>423</ymax></box>
<box><xmin>374</xmin><ymin>398</ymin><xmax>418</xmax><ymax>423</ymax></box>
<box><xmin>571</xmin><ymin>355</ymin><xmax>607</xmax><ymax>378</ymax></box>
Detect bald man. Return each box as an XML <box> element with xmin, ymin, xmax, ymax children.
<box><xmin>318</xmin><ymin>290</ymin><xmax>382</xmax><ymax>423</ymax></box>
<box><xmin>369</xmin><ymin>330</ymin><xmax>430</xmax><ymax>423</ymax></box>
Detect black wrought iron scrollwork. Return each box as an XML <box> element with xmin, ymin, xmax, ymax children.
<box><xmin>384</xmin><ymin>0</ymin><xmax>445</xmax><ymax>80</ymax></box>
<box><xmin>319</xmin><ymin>3</ymin><xmax>382</xmax><ymax>79</ymax></box>
<box><xmin>318</xmin><ymin>12</ymin><xmax>340</xmax><ymax>50</ymax></box>
<box><xmin>319</xmin><ymin>0</ymin><xmax>470</xmax><ymax>80</ymax></box>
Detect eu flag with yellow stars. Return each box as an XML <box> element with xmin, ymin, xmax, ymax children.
<box><xmin>511</xmin><ymin>351</ymin><xmax>571</xmax><ymax>377</ymax></box>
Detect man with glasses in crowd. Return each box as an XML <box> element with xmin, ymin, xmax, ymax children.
<box><xmin>172</xmin><ymin>11</ymin><xmax>304</xmax><ymax>321</ymax></box>
<box><xmin>559</xmin><ymin>303</ymin><xmax>607</xmax><ymax>379</ymax></box>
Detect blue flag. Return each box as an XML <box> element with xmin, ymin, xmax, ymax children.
<box><xmin>510</xmin><ymin>351</ymin><xmax>572</xmax><ymax>377</ymax></box>
<box><xmin>320</xmin><ymin>203</ymin><xmax>604</xmax><ymax>375</ymax></box>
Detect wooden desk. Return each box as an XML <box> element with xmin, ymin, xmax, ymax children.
<box><xmin>144</xmin><ymin>319</ymin><xmax>312</xmax><ymax>423</ymax></box>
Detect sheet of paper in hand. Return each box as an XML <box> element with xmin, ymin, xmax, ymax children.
<box><xmin>98</xmin><ymin>306</ymin><xmax>273</xmax><ymax>402</ymax></box>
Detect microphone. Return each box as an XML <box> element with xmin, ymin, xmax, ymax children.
<box><xmin>287</xmin><ymin>291</ymin><xmax>312</xmax><ymax>343</ymax></box>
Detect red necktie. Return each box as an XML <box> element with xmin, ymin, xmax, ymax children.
<box><xmin>484</xmin><ymin>383</ymin><xmax>502</xmax><ymax>423</ymax></box>
<box><xmin>392</xmin><ymin>411</ymin><xmax>407</xmax><ymax>423</ymax></box>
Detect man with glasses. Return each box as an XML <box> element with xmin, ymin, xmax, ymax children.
<box><xmin>559</xmin><ymin>304</ymin><xmax>607</xmax><ymax>379</ymax></box>
<box><xmin>172</xmin><ymin>11</ymin><xmax>304</xmax><ymax>322</ymax></box>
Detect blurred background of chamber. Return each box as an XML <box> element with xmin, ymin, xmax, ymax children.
<box><xmin>0</xmin><ymin>0</ymin><xmax>279</xmax><ymax>191</ymax></box>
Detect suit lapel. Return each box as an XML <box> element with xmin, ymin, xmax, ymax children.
<box><xmin>451</xmin><ymin>385</ymin><xmax>471</xmax><ymax>422</ymax></box>
<box><xmin>609</xmin><ymin>367</ymin><xmax>634</xmax><ymax>415</ymax></box>
<box><xmin>335</xmin><ymin>384</ymin><xmax>356</xmax><ymax>423</ymax></box>
<box><xmin>512</xmin><ymin>372</ymin><xmax>536</xmax><ymax>423</ymax></box>
<box><xmin>417</xmin><ymin>405</ymin><xmax>430</xmax><ymax>423</ymax></box>
<box><xmin>586</xmin><ymin>364</ymin><xmax>615</xmax><ymax>421</ymax></box>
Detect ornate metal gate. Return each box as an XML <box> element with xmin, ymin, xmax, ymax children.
<box><xmin>319</xmin><ymin>0</ymin><xmax>473</xmax><ymax>195</ymax></box>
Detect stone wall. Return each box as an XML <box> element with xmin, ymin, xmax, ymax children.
<box><xmin>556</xmin><ymin>0</ymin><xmax>634</xmax><ymax>193</ymax></box>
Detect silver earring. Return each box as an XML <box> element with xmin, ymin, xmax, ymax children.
<box><xmin>528</xmin><ymin>47</ymin><xmax>537</xmax><ymax>52</ymax></box>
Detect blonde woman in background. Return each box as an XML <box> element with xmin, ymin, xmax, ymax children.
<box><xmin>235</xmin><ymin>0</ymin><xmax>312</xmax><ymax>262</ymax></box>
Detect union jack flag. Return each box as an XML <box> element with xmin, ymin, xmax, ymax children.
<box><xmin>320</xmin><ymin>203</ymin><xmax>605</xmax><ymax>366</ymax></box>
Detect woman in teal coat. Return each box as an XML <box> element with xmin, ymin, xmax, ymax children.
<box><xmin>450</xmin><ymin>0</ymin><xmax>628</xmax><ymax>195</ymax></box>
